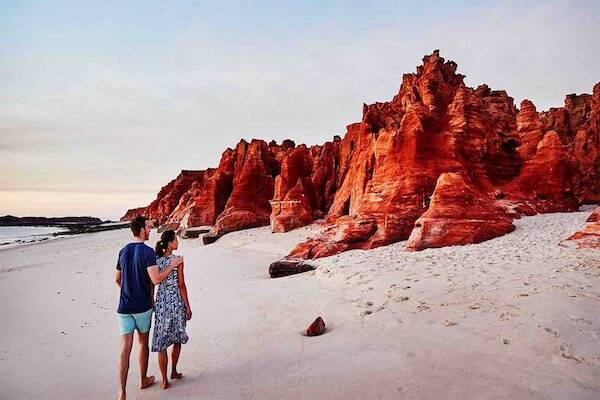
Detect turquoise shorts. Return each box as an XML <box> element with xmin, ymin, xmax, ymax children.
<box><xmin>118</xmin><ymin>309</ymin><xmax>153</xmax><ymax>335</ymax></box>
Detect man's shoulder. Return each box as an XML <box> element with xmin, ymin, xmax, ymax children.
<box><xmin>120</xmin><ymin>242</ymin><xmax>139</xmax><ymax>252</ymax></box>
<box><xmin>141</xmin><ymin>243</ymin><xmax>155</xmax><ymax>253</ymax></box>
<box><xmin>118</xmin><ymin>243</ymin><xmax>132</xmax><ymax>255</ymax></box>
<box><xmin>141</xmin><ymin>244</ymin><xmax>157</xmax><ymax>260</ymax></box>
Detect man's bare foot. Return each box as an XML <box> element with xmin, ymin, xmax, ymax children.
<box><xmin>140</xmin><ymin>375</ymin><xmax>155</xmax><ymax>389</ymax></box>
<box><xmin>171</xmin><ymin>370</ymin><xmax>183</xmax><ymax>379</ymax></box>
<box><xmin>118</xmin><ymin>391</ymin><xmax>126</xmax><ymax>400</ymax></box>
<box><xmin>161</xmin><ymin>379</ymin><xmax>169</xmax><ymax>390</ymax></box>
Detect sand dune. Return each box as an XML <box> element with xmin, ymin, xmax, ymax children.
<box><xmin>0</xmin><ymin>209</ymin><xmax>598</xmax><ymax>399</ymax></box>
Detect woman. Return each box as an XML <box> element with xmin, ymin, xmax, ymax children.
<box><xmin>152</xmin><ymin>229</ymin><xmax>192</xmax><ymax>389</ymax></box>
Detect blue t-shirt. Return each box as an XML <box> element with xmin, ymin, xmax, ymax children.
<box><xmin>116</xmin><ymin>242</ymin><xmax>157</xmax><ymax>314</ymax></box>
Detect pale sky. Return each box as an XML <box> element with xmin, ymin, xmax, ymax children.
<box><xmin>1</xmin><ymin>0</ymin><xmax>599</xmax><ymax>220</ymax></box>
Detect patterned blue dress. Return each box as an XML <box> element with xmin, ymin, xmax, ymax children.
<box><xmin>151</xmin><ymin>255</ymin><xmax>189</xmax><ymax>352</ymax></box>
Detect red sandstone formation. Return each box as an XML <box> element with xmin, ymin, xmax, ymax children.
<box><xmin>270</xmin><ymin>138</ymin><xmax>340</xmax><ymax>232</ymax></box>
<box><xmin>406</xmin><ymin>173</ymin><xmax>515</xmax><ymax>251</ymax></box>
<box><xmin>123</xmin><ymin>50</ymin><xmax>599</xmax><ymax>258</ymax></box>
<box><xmin>287</xmin><ymin>51</ymin><xmax>525</xmax><ymax>260</ymax></box>
<box><xmin>120</xmin><ymin>170</ymin><xmax>204</xmax><ymax>226</ymax></box>
<box><xmin>537</xmin><ymin>84</ymin><xmax>600</xmax><ymax>202</ymax></box>
<box><xmin>568</xmin><ymin>216</ymin><xmax>600</xmax><ymax>249</ymax></box>
<box><xmin>588</xmin><ymin>206</ymin><xmax>600</xmax><ymax>223</ymax></box>
<box><xmin>121</xmin><ymin>207</ymin><xmax>147</xmax><ymax>222</ymax></box>
<box><xmin>166</xmin><ymin>148</ymin><xmax>237</xmax><ymax>230</ymax></box>
<box><xmin>270</xmin><ymin>145</ymin><xmax>316</xmax><ymax>232</ymax></box>
<box><xmin>211</xmin><ymin>139</ymin><xmax>280</xmax><ymax>236</ymax></box>
<box><xmin>502</xmin><ymin>131</ymin><xmax>578</xmax><ymax>213</ymax></box>
<box><xmin>283</xmin><ymin>52</ymin><xmax>598</xmax><ymax>261</ymax></box>
<box><xmin>149</xmin><ymin>171</ymin><xmax>206</xmax><ymax>225</ymax></box>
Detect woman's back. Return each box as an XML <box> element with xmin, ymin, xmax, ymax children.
<box><xmin>156</xmin><ymin>255</ymin><xmax>179</xmax><ymax>291</ymax></box>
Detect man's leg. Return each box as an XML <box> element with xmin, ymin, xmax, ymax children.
<box><xmin>118</xmin><ymin>333</ymin><xmax>134</xmax><ymax>400</ymax></box>
<box><xmin>171</xmin><ymin>343</ymin><xmax>183</xmax><ymax>379</ymax></box>
<box><xmin>137</xmin><ymin>331</ymin><xmax>155</xmax><ymax>389</ymax></box>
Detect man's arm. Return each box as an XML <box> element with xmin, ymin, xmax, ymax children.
<box><xmin>115</xmin><ymin>270</ymin><xmax>122</xmax><ymax>288</ymax></box>
<box><xmin>147</xmin><ymin>256</ymin><xmax>183</xmax><ymax>285</ymax></box>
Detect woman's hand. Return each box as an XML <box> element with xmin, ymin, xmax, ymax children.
<box><xmin>186</xmin><ymin>308</ymin><xmax>192</xmax><ymax>320</ymax></box>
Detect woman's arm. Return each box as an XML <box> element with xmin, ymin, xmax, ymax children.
<box><xmin>177</xmin><ymin>262</ymin><xmax>192</xmax><ymax>320</ymax></box>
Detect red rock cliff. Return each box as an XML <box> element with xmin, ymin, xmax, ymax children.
<box><xmin>123</xmin><ymin>51</ymin><xmax>599</xmax><ymax>257</ymax></box>
<box><xmin>121</xmin><ymin>170</ymin><xmax>204</xmax><ymax>226</ymax></box>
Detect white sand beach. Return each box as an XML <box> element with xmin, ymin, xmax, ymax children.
<box><xmin>0</xmin><ymin>209</ymin><xmax>599</xmax><ymax>399</ymax></box>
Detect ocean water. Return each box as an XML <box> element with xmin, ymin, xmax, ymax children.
<box><xmin>0</xmin><ymin>226</ymin><xmax>67</xmax><ymax>246</ymax></box>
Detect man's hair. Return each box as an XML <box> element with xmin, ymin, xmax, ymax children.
<box><xmin>130</xmin><ymin>216</ymin><xmax>148</xmax><ymax>237</ymax></box>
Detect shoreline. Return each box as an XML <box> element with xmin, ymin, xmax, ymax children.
<box><xmin>0</xmin><ymin>222</ymin><xmax>130</xmax><ymax>250</ymax></box>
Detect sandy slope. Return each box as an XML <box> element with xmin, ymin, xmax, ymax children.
<box><xmin>0</xmin><ymin>209</ymin><xmax>598</xmax><ymax>399</ymax></box>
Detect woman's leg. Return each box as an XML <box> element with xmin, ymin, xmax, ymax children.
<box><xmin>158</xmin><ymin>350</ymin><xmax>169</xmax><ymax>389</ymax></box>
<box><xmin>171</xmin><ymin>343</ymin><xmax>183</xmax><ymax>379</ymax></box>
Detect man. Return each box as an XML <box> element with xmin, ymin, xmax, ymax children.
<box><xmin>115</xmin><ymin>216</ymin><xmax>182</xmax><ymax>400</ymax></box>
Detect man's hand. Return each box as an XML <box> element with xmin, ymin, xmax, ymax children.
<box><xmin>148</xmin><ymin>256</ymin><xmax>184</xmax><ymax>285</ymax></box>
<box><xmin>169</xmin><ymin>256</ymin><xmax>184</xmax><ymax>269</ymax></box>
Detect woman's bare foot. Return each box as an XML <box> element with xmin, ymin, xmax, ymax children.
<box><xmin>140</xmin><ymin>375</ymin><xmax>155</xmax><ymax>389</ymax></box>
<box><xmin>171</xmin><ymin>370</ymin><xmax>183</xmax><ymax>379</ymax></box>
<box><xmin>161</xmin><ymin>379</ymin><xmax>169</xmax><ymax>390</ymax></box>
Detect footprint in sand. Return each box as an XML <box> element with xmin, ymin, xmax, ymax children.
<box><xmin>569</xmin><ymin>315</ymin><xmax>592</xmax><ymax>325</ymax></box>
<box><xmin>559</xmin><ymin>343</ymin><xmax>585</xmax><ymax>363</ymax></box>
<box><xmin>499</xmin><ymin>311</ymin><xmax>518</xmax><ymax>321</ymax></box>
<box><xmin>543</xmin><ymin>327</ymin><xmax>559</xmax><ymax>337</ymax></box>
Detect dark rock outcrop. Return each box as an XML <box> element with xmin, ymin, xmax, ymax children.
<box><xmin>268</xmin><ymin>259</ymin><xmax>315</xmax><ymax>278</ymax></box>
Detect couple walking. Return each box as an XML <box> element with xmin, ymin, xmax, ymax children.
<box><xmin>115</xmin><ymin>216</ymin><xmax>192</xmax><ymax>400</ymax></box>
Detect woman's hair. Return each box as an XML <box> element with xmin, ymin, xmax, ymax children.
<box><xmin>155</xmin><ymin>229</ymin><xmax>176</xmax><ymax>257</ymax></box>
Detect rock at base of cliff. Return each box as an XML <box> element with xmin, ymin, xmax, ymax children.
<box><xmin>406</xmin><ymin>173</ymin><xmax>515</xmax><ymax>251</ymax></box>
<box><xmin>158</xmin><ymin>222</ymin><xmax>180</xmax><ymax>233</ymax></box>
<box><xmin>269</xmin><ymin>259</ymin><xmax>316</xmax><ymax>278</ymax></box>
<box><xmin>202</xmin><ymin>233</ymin><xmax>222</xmax><ymax>245</ymax></box>
<box><xmin>179</xmin><ymin>226</ymin><xmax>212</xmax><ymax>239</ymax></box>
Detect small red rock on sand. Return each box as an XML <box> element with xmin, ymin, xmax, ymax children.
<box><xmin>306</xmin><ymin>317</ymin><xmax>326</xmax><ymax>336</ymax></box>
